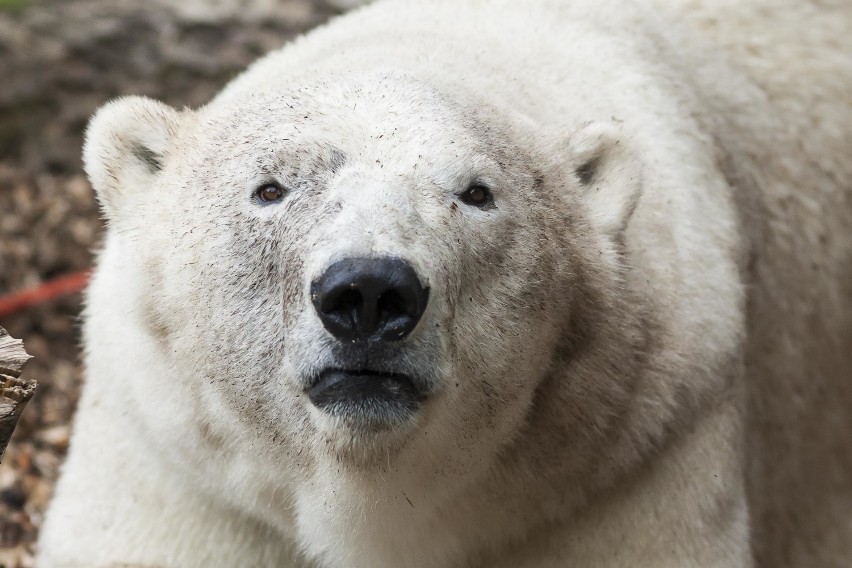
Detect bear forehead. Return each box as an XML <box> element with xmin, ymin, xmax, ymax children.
<box><xmin>195</xmin><ymin>73</ymin><xmax>497</xmax><ymax>160</ymax></box>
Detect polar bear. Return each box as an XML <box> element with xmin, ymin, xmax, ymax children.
<box><xmin>37</xmin><ymin>0</ymin><xmax>852</xmax><ymax>567</ymax></box>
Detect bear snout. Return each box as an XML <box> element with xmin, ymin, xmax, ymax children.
<box><xmin>310</xmin><ymin>257</ymin><xmax>430</xmax><ymax>343</ymax></box>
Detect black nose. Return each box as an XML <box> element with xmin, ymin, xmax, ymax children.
<box><xmin>311</xmin><ymin>257</ymin><xmax>429</xmax><ymax>342</ymax></box>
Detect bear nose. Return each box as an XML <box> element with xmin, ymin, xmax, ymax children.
<box><xmin>311</xmin><ymin>257</ymin><xmax>429</xmax><ymax>342</ymax></box>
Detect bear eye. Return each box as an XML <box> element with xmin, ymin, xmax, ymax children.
<box><xmin>459</xmin><ymin>183</ymin><xmax>494</xmax><ymax>209</ymax></box>
<box><xmin>255</xmin><ymin>182</ymin><xmax>286</xmax><ymax>204</ymax></box>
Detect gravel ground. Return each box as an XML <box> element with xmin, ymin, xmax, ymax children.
<box><xmin>0</xmin><ymin>1</ymin><xmax>335</xmax><ymax>565</ymax></box>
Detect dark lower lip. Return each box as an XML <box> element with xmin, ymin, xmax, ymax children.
<box><xmin>307</xmin><ymin>369</ymin><xmax>424</xmax><ymax>427</ymax></box>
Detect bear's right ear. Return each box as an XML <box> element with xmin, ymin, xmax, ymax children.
<box><xmin>83</xmin><ymin>96</ymin><xmax>183</xmax><ymax>220</ymax></box>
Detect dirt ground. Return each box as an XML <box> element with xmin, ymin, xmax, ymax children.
<box><xmin>0</xmin><ymin>1</ymin><xmax>336</xmax><ymax>565</ymax></box>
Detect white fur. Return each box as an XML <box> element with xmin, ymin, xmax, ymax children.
<box><xmin>37</xmin><ymin>1</ymin><xmax>852</xmax><ymax>567</ymax></box>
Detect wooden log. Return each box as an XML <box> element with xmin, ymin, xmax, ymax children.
<box><xmin>0</xmin><ymin>326</ymin><xmax>34</xmax><ymax>462</ymax></box>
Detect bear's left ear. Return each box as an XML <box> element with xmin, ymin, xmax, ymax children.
<box><xmin>83</xmin><ymin>96</ymin><xmax>184</xmax><ymax>221</ymax></box>
<box><xmin>567</xmin><ymin>121</ymin><xmax>642</xmax><ymax>238</ymax></box>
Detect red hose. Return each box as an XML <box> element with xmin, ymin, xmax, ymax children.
<box><xmin>0</xmin><ymin>270</ymin><xmax>90</xmax><ymax>319</ymax></box>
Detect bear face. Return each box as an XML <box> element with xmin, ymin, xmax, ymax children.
<box><xmin>85</xmin><ymin>72</ymin><xmax>641</xmax><ymax>481</ymax></box>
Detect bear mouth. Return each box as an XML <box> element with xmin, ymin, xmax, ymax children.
<box><xmin>307</xmin><ymin>369</ymin><xmax>425</xmax><ymax>428</ymax></box>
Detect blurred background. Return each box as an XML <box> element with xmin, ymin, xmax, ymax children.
<box><xmin>0</xmin><ymin>1</ymin><xmax>339</xmax><ymax>565</ymax></box>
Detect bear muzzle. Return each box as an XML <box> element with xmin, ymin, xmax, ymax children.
<box><xmin>307</xmin><ymin>257</ymin><xmax>432</xmax><ymax>427</ymax></box>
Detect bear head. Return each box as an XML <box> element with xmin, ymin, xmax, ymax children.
<box><xmin>83</xmin><ymin>72</ymin><xmax>642</xmax><ymax>491</ymax></box>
